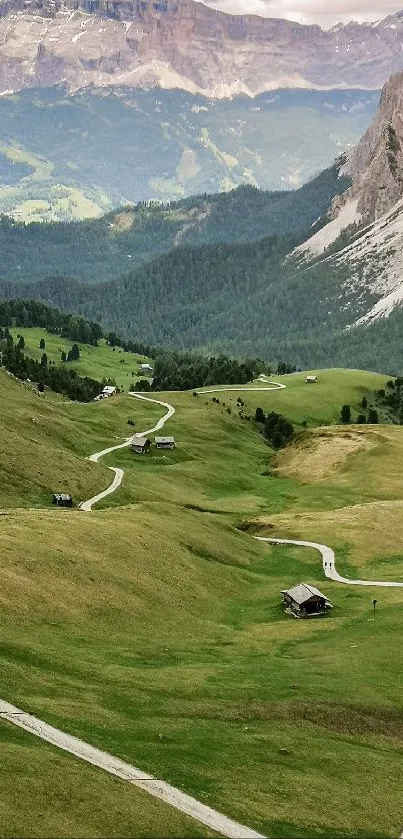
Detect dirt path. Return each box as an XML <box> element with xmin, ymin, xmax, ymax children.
<box><xmin>79</xmin><ymin>394</ymin><xmax>175</xmax><ymax>511</ymax></box>
<box><xmin>256</xmin><ymin>537</ymin><xmax>403</xmax><ymax>587</ymax></box>
<box><xmin>197</xmin><ymin>379</ymin><xmax>286</xmax><ymax>394</ymax></box>
<box><xmin>0</xmin><ymin>699</ymin><xmax>264</xmax><ymax>839</ymax></box>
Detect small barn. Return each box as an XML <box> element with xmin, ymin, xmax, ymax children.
<box><xmin>281</xmin><ymin>583</ymin><xmax>332</xmax><ymax>618</ymax></box>
<box><xmin>139</xmin><ymin>364</ymin><xmax>153</xmax><ymax>376</ymax></box>
<box><xmin>305</xmin><ymin>375</ymin><xmax>318</xmax><ymax>383</ymax></box>
<box><xmin>101</xmin><ymin>385</ymin><xmax>117</xmax><ymax>397</ymax></box>
<box><xmin>131</xmin><ymin>434</ymin><xmax>151</xmax><ymax>454</ymax></box>
<box><xmin>155</xmin><ymin>436</ymin><xmax>176</xmax><ymax>449</ymax></box>
<box><xmin>52</xmin><ymin>493</ymin><xmax>73</xmax><ymax>507</ymax></box>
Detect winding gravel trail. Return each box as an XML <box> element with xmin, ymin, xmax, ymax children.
<box><xmin>255</xmin><ymin>537</ymin><xmax>403</xmax><ymax>588</ymax></box>
<box><xmin>79</xmin><ymin>394</ymin><xmax>175</xmax><ymax>511</ymax></box>
<box><xmin>197</xmin><ymin>378</ymin><xmax>286</xmax><ymax>395</ymax></box>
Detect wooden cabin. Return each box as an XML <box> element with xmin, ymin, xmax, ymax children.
<box><xmin>155</xmin><ymin>436</ymin><xmax>176</xmax><ymax>449</ymax></box>
<box><xmin>131</xmin><ymin>434</ymin><xmax>151</xmax><ymax>454</ymax></box>
<box><xmin>139</xmin><ymin>364</ymin><xmax>154</xmax><ymax>377</ymax></box>
<box><xmin>305</xmin><ymin>375</ymin><xmax>318</xmax><ymax>383</ymax></box>
<box><xmin>52</xmin><ymin>493</ymin><xmax>73</xmax><ymax>507</ymax></box>
<box><xmin>281</xmin><ymin>583</ymin><xmax>332</xmax><ymax>618</ymax></box>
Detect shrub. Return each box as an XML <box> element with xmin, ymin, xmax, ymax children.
<box><xmin>340</xmin><ymin>404</ymin><xmax>351</xmax><ymax>423</ymax></box>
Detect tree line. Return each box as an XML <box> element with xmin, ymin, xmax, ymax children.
<box><xmin>0</xmin><ymin>329</ymin><xmax>101</xmax><ymax>402</ymax></box>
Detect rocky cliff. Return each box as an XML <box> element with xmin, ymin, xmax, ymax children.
<box><xmin>296</xmin><ymin>71</ymin><xmax>403</xmax><ymax>328</ymax></box>
<box><xmin>340</xmin><ymin>71</ymin><xmax>403</xmax><ymax>224</ymax></box>
<box><xmin>0</xmin><ymin>0</ymin><xmax>403</xmax><ymax>97</ymax></box>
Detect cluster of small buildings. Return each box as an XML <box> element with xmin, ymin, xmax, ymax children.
<box><xmin>131</xmin><ymin>435</ymin><xmax>176</xmax><ymax>454</ymax></box>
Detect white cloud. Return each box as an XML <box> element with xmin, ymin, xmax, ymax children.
<box><xmin>197</xmin><ymin>0</ymin><xmax>400</xmax><ymax>27</ymax></box>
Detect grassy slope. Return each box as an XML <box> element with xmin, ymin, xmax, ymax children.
<box><xmin>10</xmin><ymin>327</ymin><xmax>152</xmax><ymax>390</ymax></box>
<box><xmin>1</xmin><ymin>366</ymin><xmax>402</xmax><ymax>838</ymax></box>
<box><xmin>0</xmin><ymin>370</ymin><xmax>162</xmax><ymax>507</ymax></box>
<box><xmin>0</xmin><ymin>724</ymin><xmax>215</xmax><ymax>838</ymax></box>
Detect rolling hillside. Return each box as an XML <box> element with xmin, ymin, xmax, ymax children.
<box><xmin>1</xmin><ymin>363</ymin><xmax>403</xmax><ymax>838</ymax></box>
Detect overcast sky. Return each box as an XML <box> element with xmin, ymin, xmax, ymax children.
<box><xmin>198</xmin><ymin>0</ymin><xmax>399</xmax><ymax>27</ymax></box>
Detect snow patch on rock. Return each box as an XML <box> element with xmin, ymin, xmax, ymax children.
<box><xmin>295</xmin><ymin>198</ymin><xmax>361</xmax><ymax>256</ymax></box>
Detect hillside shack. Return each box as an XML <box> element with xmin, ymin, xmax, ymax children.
<box><xmin>281</xmin><ymin>583</ymin><xmax>332</xmax><ymax>618</ymax></box>
<box><xmin>305</xmin><ymin>375</ymin><xmax>318</xmax><ymax>383</ymax></box>
<box><xmin>131</xmin><ymin>435</ymin><xmax>151</xmax><ymax>454</ymax></box>
<box><xmin>155</xmin><ymin>436</ymin><xmax>176</xmax><ymax>449</ymax></box>
<box><xmin>102</xmin><ymin>385</ymin><xmax>117</xmax><ymax>397</ymax></box>
<box><xmin>52</xmin><ymin>493</ymin><xmax>73</xmax><ymax>507</ymax></box>
<box><xmin>139</xmin><ymin>363</ymin><xmax>154</xmax><ymax>376</ymax></box>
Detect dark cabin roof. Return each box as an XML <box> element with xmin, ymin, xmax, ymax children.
<box><xmin>281</xmin><ymin>583</ymin><xmax>332</xmax><ymax>606</ymax></box>
<box><xmin>131</xmin><ymin>435</ymin><xmax>150</xmax><ymax>447</ymax></box>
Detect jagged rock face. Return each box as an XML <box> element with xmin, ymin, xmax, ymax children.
<box><xmin>1</xmin><ymin>0</ymin><xmax>403</xmax><ymax>97</ymax></box>
<box><xmin>341</xmin><ymin>71</ymin><xmax>403</xmax><ymax>224</ymax></box>
<box><xmin>295</xmin><ymin>70</ymin><xmax>403</xmax><ymax>329</ymax></box>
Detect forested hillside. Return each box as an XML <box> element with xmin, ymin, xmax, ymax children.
<box><xmin>2</xmin><ymin>230</ymin><xmax>403</xmax><ymax>374</ymax></box>
<box><xmin>0</xmin><ymin>161</ymin><xmax>349</xmax><ymax>283</ymax></box>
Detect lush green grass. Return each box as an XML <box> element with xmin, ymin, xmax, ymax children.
<box><xmin>0</xmin><ymin>722</ymin><xmax>216</xmax><ymax>838</ymax></box>
<box><xmin>0</xmin><ymin>505</ymin><xmax>402</xmax><ymax>838</ymax></box>
<box><xmin>10</xmin><ymin>327</ymin><xmax>152</xmax><ymax>390</ymax></box>
<box><xmin>0</xmin><ymin>370</ymin><xmax>161</xmax><ymax>507</ymax></box>
<box><xmin>1</xmin><ymin>364</ymin><xmax>403</xmax><ymax>836</ymax></box>
<box><xmin>196</xmin><ymin>368</ymin><xmax>389</xmax><ymax>427</ymax></box>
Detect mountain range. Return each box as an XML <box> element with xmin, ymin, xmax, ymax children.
<box><xmin>0</xmin><ymin>0</ymin><xmax>402</xmax><ymax>96</ymax></box>
<box><xmin>1</xmin><ymin>71</ymin><xmax>403</xmax><ymax>372</ymax></box>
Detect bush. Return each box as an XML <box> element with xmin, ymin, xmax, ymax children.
<box><xmin>263</xmin><ymin>411</ymin><xmax>294</xmax><ymax>449</ymax></box>
<box><xmin>255</xmin><ymin>407</ymin><xmax>265</xmax><ymax>424</ymax></box>
<box><xmin>340</xmin><ymin>404</ymin><xmax>351</xmax><ymax>423</ymax></box>
<box><xmin>356</xmin><ymin>414</ymin><xmax>366</xmax><ymax>424</ymax></box>
<box><xmin>367</xmin><ymin>408</ymin><xmax>379</xmax><ymax>424</ymax></box>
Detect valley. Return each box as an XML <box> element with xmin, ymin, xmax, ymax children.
<box><xmin>1</xmin><ymin>3</ymin><xmax>403</xmax><ymax>834</ymax></box>
<box><xmin>1</xmin><ymin>350</ymin><xmax>402</xmax><ymax>837</ymax></box>
<box><xmin>0</xmin><ymin>87</ymin><xmax>376</xmax><ymax>218</ymax></box>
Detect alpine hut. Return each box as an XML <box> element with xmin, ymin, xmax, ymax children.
<box><xmin>281</xmin><ymin>583</ymin><xmax>332</xmax><ymax>618</ymax></box>
<box><xmin>131</xmin><ymin>434</ymin><xmax>151</xmax><ymax>454</ymax></box>
<box><xmin>155</xmin><ymin>436</ymin><xmax>176</xmax><ymax>449</ymax></box>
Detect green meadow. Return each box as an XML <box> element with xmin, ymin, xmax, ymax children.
<box><xmin>10</xmin><ymin>326</ymin><xmax>152</xmax><ymax>390</ymax></box>
<box><xmin>0</xmin><ymin>363</ymin><xmax>402</xmax><ymax>838</ymax></box>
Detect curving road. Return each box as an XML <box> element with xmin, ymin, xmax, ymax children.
<box><xmin>197</xmin><ymin>377</ymin><xmax>286</xmax><ymax>395</ymax></box>
<box><xmin>79</xmin><ymin>394</ymin><xmax>175</xmax><ymax>511</ymax></box>
<box><xmin>255</xmin><ymin>537</ymin><xmax>403</xmax><ymax>588</ymax></box>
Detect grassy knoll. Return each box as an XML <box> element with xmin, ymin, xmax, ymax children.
<box><xmin>0</xmin><ymin>723</ymin><xmax>215</xmax><ymax>838</ymax></box>
<box><xmin>10</xmin><ymin>327</ymin><xmax>152</xmax><ymax>390</ymax></box>
<box><xmin>196</xmin><ymin>369</ymin><xmax>388</xmax><ymax>427</ymax></box>
<box><xmin>0</xmin><ymin>370</ymin><xmax>161</xmax><ymax>507</ymax></box>
<box><xmin>1</xmin><ymin>365</ymin><xmax>402</xmax><ymax>836</ymax></box>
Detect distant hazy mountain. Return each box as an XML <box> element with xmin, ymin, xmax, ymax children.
<box><xmin>2</xmin><ymin>72</ymin><xmax>403</xmax><ymax>372</ymax></box>
<box><xmin>0</xmin><ymin>0</ymin><xmax>402</xmax><ymax>96</ymax></box>
<box><xmin>0</xmin><ymin>87</ymin><xmax>377</xmax><ymax>220</ymax></box>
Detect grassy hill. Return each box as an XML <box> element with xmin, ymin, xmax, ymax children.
<box><xmin>1</xmin><ymin>365</ymin><xmax>403</xmax><ymax>837</ymax></box>
<box><xmin>9</xmin><ymin>327</ymin><xmax>152</xmax><ymax>391</ymax></box>
<box><xmin>0</xmin><ymin>86</ymin><xmax>377</xmax><ymax>220</ymax></box>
